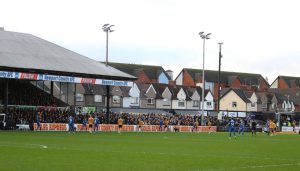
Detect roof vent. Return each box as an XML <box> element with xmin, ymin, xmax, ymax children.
<box><xmin>0</xmin><ymin>27</ymin><xmax>4</xmax><ymax>31</ymax></box>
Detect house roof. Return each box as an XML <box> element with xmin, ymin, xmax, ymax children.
<box><xmin>136</xmin><ymin>83</ymin><xmax>150</xmax><ymax>98</ymax></box>
<box><xmin>0</xmin><ymin>30</ymin><xmax>135</xmax><ymax>80</ymax></box>
<box><xmin>278</xmin><ymin>76</ymin><xmax>300</xmax><ymax>88</ymax></box>
<box><xmin>220</xmin><ymin>88</ymin><xmax>251</xmax><ymax>103</ymax></box>
<box><xmin>106</xmin><ymin>62</ymin><xmax>171</xmax><ymax>81</ymax></box>
<box><xmin>183</xmin><ymin>68</ymin><xmax>268</xmax><ymax>86</ymax></box>
<box><xmin>268</xmin><ymin>88</ymin><xmax>300</xmax><ymax>104</ymax></box>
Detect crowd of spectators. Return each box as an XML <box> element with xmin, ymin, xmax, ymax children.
<box><xmin>4</xmin><ymin>108</ymin><xmax>222</xmax><ymax>127</ymax></box>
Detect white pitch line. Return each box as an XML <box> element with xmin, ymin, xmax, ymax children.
<box><xmin>0</xmin><ymin>142</ymin><xmax>48</xmax><ymax>149</ymax></box>
<box><xmin>190</xmin><ymin>163</ymin><xmax>300</xmax><ymax>171</ymax></box>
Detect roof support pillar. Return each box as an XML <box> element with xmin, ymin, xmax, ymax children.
<box><xmin>4</xmin><ymin>79</ymin><xmax>8</xmax><ymax>114</ymax></box>
<box><xmin>106</xmin><ymin>85</ymin><xmax>110</xmax><ymax>124</ymax></box>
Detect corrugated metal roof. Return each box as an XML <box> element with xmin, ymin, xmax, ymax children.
<box><xmin>0</xmin><ymin>30</ymin><xmax>136</xmax><ymax>80</ymax></box>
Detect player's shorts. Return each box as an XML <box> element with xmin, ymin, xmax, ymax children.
<box><xmin>119</xmin><ymin>125</ymin><xmax>123</xmax><ymax>128</ymax></box>
<box><xmin>251</xmin><ymin>127</ymin><xmax>256</xmax><ymax>131</ymax></box>
<box><xmin>229</xmin><ymin>127</ymin><xmax>235</xmax><ymax>132</ymax></box>
<box><xmin>37</xmin><ymin>122</ymin><xmax>41</xmax><ymax>127</ymax></box>
<box><xmin>164</xmin><ymin>125</ymin><xmax>168</xmax><ymax>128</ymax></box>
<box><xmin>89</xmin><ymin>124</ymin><xmax>93</xmax><ymax>128</ymax></box>
<box><xmin>138</xmin><ymin>126</ymin><xmax>141</xmax><ymax>128</ymax></box>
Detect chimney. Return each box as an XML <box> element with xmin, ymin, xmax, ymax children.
<box><xmin>166</xmin><ymin>70</ymin><xmax>173</xmax><ymax>80</ymax></box>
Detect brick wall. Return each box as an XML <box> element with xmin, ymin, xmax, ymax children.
<box><xmin>182</xmin><ymin>69</ymin><xmax>195</xmax><ymax>86</ymax></box>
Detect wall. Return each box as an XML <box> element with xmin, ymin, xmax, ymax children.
<box><xmin>220</xmin><ymin>90</ymin><xmax>247</xmax><ymax>111</ymax></box>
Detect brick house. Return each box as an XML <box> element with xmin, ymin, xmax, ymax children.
<box><xmin>175</xmin><ymin>68</ymin><xmax>269</xmax><ymax>100</ymax></box>
<box><xmin>270</xmin><ymin>76</ymin><xmax>300</xmax><ymax>89</ymax></box>
<box><xmin>106</xmin><ymin>62</ymin><xmax>172</xmax><ymax>84</ymax></box>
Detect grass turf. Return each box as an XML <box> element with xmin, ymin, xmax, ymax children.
<box><xmin>0</xmin><ymin>131</ymin><xmax>299</xmax><ymax>171</ymax></box>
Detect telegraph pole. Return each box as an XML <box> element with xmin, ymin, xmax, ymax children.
<box><xmin>217</xmin><ymin>42</ymin><xmax>223</xmax><ymax>114</ymax></box>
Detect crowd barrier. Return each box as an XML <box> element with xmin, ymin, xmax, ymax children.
<box><xmin>34</xmin><ymin>123</ymin><xmax>217</xmax><ymax>132</ymax></box>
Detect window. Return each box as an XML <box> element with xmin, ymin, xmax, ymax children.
<box><xmin>271</xmin><ymin>103</ymin><xmax>277</xmax><ymax>109</ymax></box>
<box><xmin>206</xmin><ymin>102</ymin><xmax>212</xmax><ymax>107</ymax></box>
<box><xmin>94</xmin><ymin>95</ymin><xmax>102</xmax><ymax>103</ymax></box>
<box><xmin>232</xmin><ymin>102</ymin><xmax>237</xmax><ymax>108</ymax></box>
<box><xmin>131</xmin><ymin>97</ymin><xmax>138</xmax><ymax>104</ymax></box>
<box><xmin>147</xmin><ymin>98</ymin><xmax>154</xmax><ymax>104</ymax></box>
<box><xmin>251</xmin><ymin>103</ymin><xmax>256</xmax><ymax>108</ymax></box>
<box><xmin>178</xmin><ymin>100</ymin><xmax>185</xmax><ymax>107</ymax></box>
<box><xmin>76</xmin><ymin>93</ymin><xmax>84</xmax><ymax>102</ymax></box>
<box><xmin>163</xmin><ymin>98</ymin><xmax>171</xmax><ymax>106</ymax></box>
<box><xmin>193</xmin><ymin>100</ymin><xmax>199</xmax><ymax>107</ymax></box>
<box><xmin>262</xmin><ymin>102</ymin><xmax>267</xmax><ymax>108</ymax></box>
<box><xmin>113</xmin><ymin>96</ymin><xmax>120</xmax><ymax>103</ymax></box>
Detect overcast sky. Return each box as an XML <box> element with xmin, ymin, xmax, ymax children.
<box><xmin>1</xmin><ymin>0</ymin><xmax>300</xmax><ymax>83</ymax></box>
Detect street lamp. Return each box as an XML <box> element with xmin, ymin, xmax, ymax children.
<box><xmin>199</xmin><ymin>32</ymin><xmax>211</xmax><ymax>125</ymax></box>
<box><xmin>102</xmin><ymin>24</ymin><xmax>114</xmax><ymax>124</ymax></box>
<box><xmin>102</xmin><ymin>24</ymin><xmax>114</xmax><ymax>66</ymax></box>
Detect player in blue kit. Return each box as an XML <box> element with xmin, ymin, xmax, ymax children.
<box><xmin>81</xmin><ymin>117</ymin><xmax>88</xmax><ymax>131</ymax></box>
<box><xmin>238</xmin><ymin>119</ymin><xmax>245</xmax><ymax>136</ymax></box>
<box><xmin>68</xmin><ymin>115</ymin><xmax>75</xmax><ymax>134</ymax></box>
<box><xmin>159</xmin><ymin>118</ymin><xmax>163</xmax><ymax>132</ymax></box>
<box><xmin>228</xmin><ymin>118</ymin><xmax>236</xmax><ymax>139</ymax></box>
<box><xmin>36</xmin><ymin>112</ymin><xmax>41</xmax><ymax>131</ymax></box>
<box><xmin>93</xmin><ymin>115</ymin><xmax>100</xmax><ymax>133</ymax></box>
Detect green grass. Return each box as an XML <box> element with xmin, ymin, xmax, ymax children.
<box><xmin>0</xmin><ymin>131</ymin><xmax>299</xmax><ymax>171</ymax></box>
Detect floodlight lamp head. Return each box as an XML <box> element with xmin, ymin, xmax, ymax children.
<box><xmin>103</xmin><ymin>24</ymin><xmax>109</xmax><ymax>27</ymax></box>
<box><xmin>199</xmin><ymin>32</ymin><xmax>204</xmax><ymax>35</ymax></box>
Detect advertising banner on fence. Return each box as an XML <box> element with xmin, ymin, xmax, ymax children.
<box><xmin>0</xmin><ymin>70</ymin><xmax>133</xmax><ymax>87</ymax></box>
<box><xmin>34</xmin><ymin>123</ymin><xmax>217</xmax><ymax>132</ymax></box>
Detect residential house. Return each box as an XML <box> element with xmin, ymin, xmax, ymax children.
<box><xmin>75</xmin><ymin>84</ymin><xmax>105</xmax><ymax>108</ymax></box>
<box><xmin>204</xmin><ymin>90</ymin><xmax>215</xmax><ymax>111</ymax></box>
<box><xmin>186</xmin><ymin>87</ymin><xmax>201</xmax><ymax>110</ymax></box>
<box><xmin>171</xmin><ymin>86</ymin><xmax>189</xmax><ymax>110</ymax></box>
<box><xmin>139</xmin><ymin>84</ymin><xmax>157</xmax><ymax>109</ymax></box>
<box><xmin>268</xmin><ymin>89</ymin><xmax>298</xmax><ymax>112</ymax></box>
<box><xmin>110</xmin><ymin>86</ymin><xmax>123</xmax><ymax>108</ymax></box>
<box><xmin>219</xmin><ymin>88</ymin><xmax>251</xmax><ymax>112</ymax></box>
<box><xmin>175</xmin><ymin>68</ymin><xmax>269</xmax><ymax>100</ymax></box>
<box><xmin>122</xmin><ymin>83</ymin><xmax>140</xmax><ymax>108</ymax></box>
<box><xmin>106</xmin><ymin>62</ymin><xmax>172</xmax><ymax>84</ymax></box>
<box><xmin>152</xmin><ymin>83</ymin><xmax>172</xmax><ymax>109</ymax></box>
<box><xmin>270</xmin><ymin>76</ymin><xmax>300</xmax><ymax>89</ymax></box>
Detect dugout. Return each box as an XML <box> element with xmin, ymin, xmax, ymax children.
<box><xmin>0</xmin><ymin>28</ymin><xmax>136</xmax><ymax>127</ymax></box>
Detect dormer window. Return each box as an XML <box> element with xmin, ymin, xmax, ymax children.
<box><xmin>147</xmin><ymin>98</ymin><xmax>154</xmax><ymax>104</ymax></box>
<box><xmin>232</xmin><ymin>102</ymin><xmax>237</xmax><ymax>108</ymax></box>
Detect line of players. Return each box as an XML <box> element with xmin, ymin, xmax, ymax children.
<box><xmin>36</xmin><ymin>114</ymin><xmax>278</xmax><ymax>136</ymax></box>
<box><xmin>227</xmin><ymin>118</ymin><xmax>278</xmax><ymax>139</ymax></box>
<box><xmin>37</xmin><ymin>114</ymin><xmax>214</xmax><ymax>133</ymax></box>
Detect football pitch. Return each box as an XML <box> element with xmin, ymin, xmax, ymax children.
<box><xmin>0</xmin><ymin>131</ymin><xmax>299</xmax><ymax>171</ymax></box>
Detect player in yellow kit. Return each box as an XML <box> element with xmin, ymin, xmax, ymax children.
<box><xmin>88</xmin><ymin>115</ymin><xmax>94</xmax><ymax>134</ymax></box>
<box><xmin>118</xmin><ymin>117</ymin><xmax>123</xmax><ymax>133</ymax></box>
